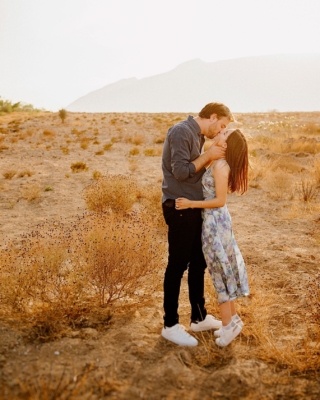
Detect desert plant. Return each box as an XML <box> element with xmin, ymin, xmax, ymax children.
<box><xmin>103</xmin><ymin>143</ymin><xmax>113</xmax><ymax>151</ymax></box>
<box><xmin>129</xmin><ymin>147</ymin><xmax>139</xmax><ymax>156</ymax></box>
<box><xmin>43</xmin><ymin>130</ymin><xmax>55</xmax><ymax>138</ymax></box>
<box><xmin>83</xmin><ymin>174</ymin><xmax>139</xmax><ymax>214</ymax></box>
<box><xmin>17</xmin><ymin>169</ymin><xmax>34</xmax><ymax>178</ymax></box>
<box><xmin>3</xmin><ymin>170</ymin><xmax>16</xmax><ymax>179</ymax></box>
<box><xmin>129</xmin><ymin>134</ymin><xmax>145</xmax><ymax>145</ymax></box>
<box><xmin>21</xmin><ymin>184</ymin><xmax>41</xmax><ymax>201</ymax></box>
<box><xmin>92</xmin><ymin>170</ymin><xmax>102</xmax><ymax>180</ymax></box>
<box><xmin>70</xmin><ymin>162</ymin><xmax>88</xmax><ymax>173</ymax></box>
<box><xmin>60</xmin><ymin>146</ymin><xmax>69</xmax><ymax>155</ymax></box>
<box><xmin>298</xmin><ymin>179</ymin><xmax>319</xmax><ymax>202</ymax></box>
<box><xmin>95</xmin><ymin>150</ymin><xmax>104</xmax><ymax>155</ymax></box>
<box><xmin>262</xmin><ymin>169</ymin><xmax>293</xmax><ymax>199</ymax></box>
<box><xmin>58</xmin><ymin>109</ymin><xmax>67</xmax><ymax>123</ymax></box>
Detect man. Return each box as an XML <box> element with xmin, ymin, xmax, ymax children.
<box><xmin>161</xmin><ymin>102</ymin><xmax>234</xmax><ymax>346</ymax></box>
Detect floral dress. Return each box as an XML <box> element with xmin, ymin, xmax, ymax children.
<box><xmin>201</xmin><ymin>163</ymin><xmax>250</xmax><ymax>304</ymax></box>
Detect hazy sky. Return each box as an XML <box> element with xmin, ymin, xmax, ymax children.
<box><xmin>1</xmin><ymin>0</ymin><xmax>320</xmax><ymax>111</ymax></box>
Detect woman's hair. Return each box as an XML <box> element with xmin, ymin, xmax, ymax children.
<box><xmin>198</xmin><ymin>102</ymin><xmax>234</xmax><ymax>122</ymax></box>
<box><xmin>225</xmin><ymin>129</ymin><xmax>248</xmax><ymax>194</ymax></box>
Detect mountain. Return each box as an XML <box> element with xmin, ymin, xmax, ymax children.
<box><xmin>66</xmin><ymin>54</ymin><xmax>320</xmax><ymax>113</ymax></box>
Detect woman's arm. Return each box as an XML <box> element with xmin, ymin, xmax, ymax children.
<box><xmin>175</xmin><ymin>161</ymin><xmax>229</xmax><ymax>210</ymax></box>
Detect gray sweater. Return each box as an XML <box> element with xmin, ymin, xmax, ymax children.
<box><xmin>162</xmin><ymin>115</ymin><xmax>206</xmax><ymax>202</ymax></box>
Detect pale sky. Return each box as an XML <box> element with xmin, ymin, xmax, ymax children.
<box><xmin>1</xmin><ymin>0</ymin><xmax>320</xmax><ymax>111</ymax></box>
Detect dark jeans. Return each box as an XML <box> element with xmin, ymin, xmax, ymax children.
<box><xmin>162</xmin><ymin>201</ymin><xmax>207</xmax><ymax>327</ymax></box>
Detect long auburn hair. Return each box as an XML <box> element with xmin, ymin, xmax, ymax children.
<box><xmin>225</xmin><ymin>129</ymin><xmax>248</xmax><ymax>194</ymax></box>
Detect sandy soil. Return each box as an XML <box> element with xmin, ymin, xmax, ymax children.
<box><xmin>0</xmin><ymin>111</ymin><xmax>320</xmax><ymax>399</ymax></box>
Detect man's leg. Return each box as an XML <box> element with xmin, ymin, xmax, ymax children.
<box><xmin>188</xmin><ymin>209</ymin><xmax>207</xmax><ymax>322</ymax></box>
<box><xmin>162</xmin><ymin>205</ymin><xmax>198</xmax><ymax>327</ymax></box>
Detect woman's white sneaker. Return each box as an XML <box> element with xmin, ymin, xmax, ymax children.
<box><xmin>215</xmin><ymin>321</ymin><xmax>242</xmax><ymax>347</ymax></box>
<box><xmin>190</xmin><ymin>315</ymin><xmax>222</xmax><ymax>332</ymax></box>
<box><xmin>162</xmin><ymin>324</ymin><xmax>198</xmax><ymax>346</ymax></box>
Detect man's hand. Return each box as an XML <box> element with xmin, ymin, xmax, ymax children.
<box><xmin>206</xmin><ymin>142</ymin><xmax>226</xmax><ymax>161</ymax></box>
<box><xmin>175</xmin><ymin>197</ymin><xmax>193</xmax><ymax>210</ymax></box>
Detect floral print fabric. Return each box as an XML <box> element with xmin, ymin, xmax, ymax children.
<box><xmin>201</xmin><ymin>166</ymin><xmax>250</xmax><ymax>304</ymax></box>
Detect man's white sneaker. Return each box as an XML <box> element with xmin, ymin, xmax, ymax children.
<box><xmin>215</xmin><ymin>322</ymin><xmax>242</xmax><ymax>347</ymax></box>
<box><xmin>162</xmin><ymin>324</ymin><xmax>198</xmax><ymax>346</ymax></box>
<box><xmin>190</xmin><ymin>314</ymin><xmax>222</xmax><ymax>332</ymax></box>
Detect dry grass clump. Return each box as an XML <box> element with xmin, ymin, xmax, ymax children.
<box><xmin>83</xmin><ymin>174</ymin><xmax>139</xmax><ymax>214</ymax></box>
<box><xmin>17</xmin><ymin>169</ymin><xmax>34</xmax><ymax>178</ymax></box>
<box><xmin>3</xmin><ymin>169</ymin><xmax>16</xmax><ymax>179</ymax></box>
<box><xmin>70</xmin><ymin>162</ymin><xmax>88</xmax><ymax>173</ymax></box>
<box><xmin>199</xmin><ymin>270</ymin><xmax>320</xmax><ymax>374</ymax></box>
<box><xmin>129</xmin><ymin>147</ymin><xmax>140</xmax><ymax>156</ymax></box>
<box><xmin>21</xmin><ymin>184</ymin><xmax>42</xmax><ymax>201</ymax></box>
<box><xmin>261</xmin><ymin>169</ymin><xmax>294</xmax><ymax>199</ymax></box>
<box><xmin>60</xmin><ymin>146</ymin><xmax>69</xmax><ymax>155</ymax></box>
<box><xmin>92</xmin><ymin>170</ymin><xmax>102</xmax><ymax>180</ymax></box>
<box><xmin>43</xmin><ymin>130</ymin><xmax>56</xmax><ymax>139</ymax></box>
<box><xmin>297</xmin><ymin>179</ymin><xmax>319</xmax><ymax>202</ymax></box>
<box><xmin>0</xmin><ymin>144</ymin><xmax>9</xmax><ymax>152</ymax></box>
<box><xmin>103</xmin><ymin>143</ymin><xmax>113</xmax><ymax>151</ymax></box>
<box><xmin>127</xmin><ymin>134</ymin><xmax>145</xmax><ymax>145</ymax></box>
<box><xmin>0</xmin><ymin>213</ymin><xmax>164</xmax><ymax>341</ymax></box>
<box><xmin>144</xmin><ymin>147</ymin><xmax>162</xmax><ymax>157</ymax></box>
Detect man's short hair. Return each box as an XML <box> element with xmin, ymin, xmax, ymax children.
<box><xmin>199</xmin><ymin>102</ymin><xmax>234</xmax><ymax>122</ymax></box>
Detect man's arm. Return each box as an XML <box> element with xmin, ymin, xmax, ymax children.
<box><xmin>191</xmin><ymin>143</ymin><xmax>226</xmax><ymax>172</ymax></box>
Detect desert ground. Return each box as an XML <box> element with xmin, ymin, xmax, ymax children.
<box><xmin>0</xmin><ymin>110</ymin><xmax>320</xmax><ymax>399</ymax></box>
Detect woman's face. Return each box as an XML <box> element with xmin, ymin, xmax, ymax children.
<box><xmin>215</xmin><ymin>128</ymin><xmax>235</xmax><ymax>147</ymax></box>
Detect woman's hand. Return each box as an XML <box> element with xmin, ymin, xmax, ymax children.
<box><xmin>175</xmin><ymin>197</ymin><xmax>192</xmax><ymax>210</ymax></box>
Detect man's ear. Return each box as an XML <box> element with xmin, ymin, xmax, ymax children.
<box><xmin>210</xmin><ymin>113</ymin><xmax>218</xmax><ymax>123</ymax></box>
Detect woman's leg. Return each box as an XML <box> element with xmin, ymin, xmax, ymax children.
<box><xmin>219</xmin><ymin>300</ymin><xmax>232</xmax><ymax>326</ymax></box>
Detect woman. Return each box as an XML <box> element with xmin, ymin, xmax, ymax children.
<box><xmin>175</xmin><ymin>128</ymin><xmax>250</xmax><ymax>347</ymax></box>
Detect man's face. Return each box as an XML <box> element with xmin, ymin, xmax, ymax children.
<box><xmin>206</xmin><ymin>116</ymin><xmax>230</xmax><ymax>139</ymax></box>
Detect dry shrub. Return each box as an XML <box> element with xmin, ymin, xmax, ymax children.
<box><xmin>95</xmin><ymin>150</ymin><xmax>104</xmax><ymax>155</ymax></box>
<box><xmin>103</xmin><ymin>143</ymin><xmax>113</xmax><ymax>151</ymax></box>
<box><xmin>297</xmin><ymin>179</ymin><xmax>319</xmax><ymax>202</ymax></box>
<box><xmin>0</xmin><ymin>213</ymin><xmax>164</xmax><ymax>341</ymax></box>
<box><xmin>261</xmin><ymin>169</ymin><xmax>293</xmax><ymax>199</ymax></box>
<box><xmin>43</xmin><ymin>130</ymin><xmax>55</xmax><ymax>139</ymax></box>
<box><xmin>137</xmin><ymin>183</ymin><xmax>166</xmax><ymax>231</ymax></box>
<box><xmin>21</xmin><ymin>184</ymin><xmax>41</xmax><ymax>201</ymax></box>
<box><xmin>80</xmin><ymin>140</ymin><xmax>89</xmax><ymax>150</ymax></box>
<box><xmin>3</xmin><ymin>169</ymin><xmax>16</xmax><ymax>179</ymax></box>
<box><xmin>70</xmin><ymin>162</ymin><xmax>88</xmax><ymax>173</ymax></box>
<box><xmin>270</xmin><ymin>156</ymin><xmax>304</xmax><ymax>174</ymax></box>
<box><xmin>154</xmin><ymin>133</ymin><xmax>166</xmax><ymax>144</ymax></box>
<box><xmin>144</xmin><ymin>147</ymin><xmax>162</xmax><ymax>157</ymax></box>
<box><xmin>92</xmin><ymin>170</ymin><xmax>102</xmax><ymax>180</ymax></box>
<box><xmin>77</xmin><ymin>213</ymin><xmax>162</xmax><ymax>306</ymax></box>
<box><xmin>0</xmin><ymin>144</ymin><xmax>9</xmax><ymax>152</ymax></box>
<box><xmin>281</xmin><ymin>139</ymin><xmax>320</xmax><ymax>154</ymax></box>
<box><xmin>129</xmin><ymin>147</ymin><xmax>139</xmax><ymax>156</ymax></box>
<box><xmin>83</xmin><ymin>174</ymin><xmax>139</xmax><ymax>214</ymax></box>
<box><xmin>60</xmin><ymin>146</ymin><xmax>69</xmax><ymax>155</ymax></box>
<box><xmin>17</xmin><ymin>169</ymin><xmax>34</xmax><ymax>178</ymax></box>
<box><xmin>128</xmin><ymin>134</ymin><xmax>145</xmax><ymax>145</ymax></box>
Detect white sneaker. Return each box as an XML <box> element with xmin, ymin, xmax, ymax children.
<box><xmin>215</xmin><ymin>322</ymin><xmax>242</xmax><ymax>347</ymax></box>
<box><xmin>162</xmin><ymin>324</ymin><xmax>198</xmax><ymax>346</ymax></box>
<box><xmin>190</xmin><ymin>314</ymin><xmax>222</xmax><ymax>332</ymax></box>
<box><xmin>215</xmin><ymin>316</ymin><xmax>244</xmax><ymax>337</ymax></box>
